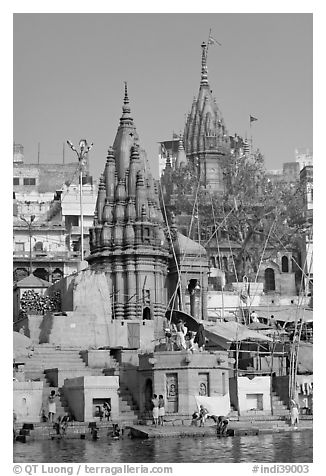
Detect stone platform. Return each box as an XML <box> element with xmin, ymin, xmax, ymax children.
<box><xmin>128</xmin><ymin>419</ymin><xmax>313</xmax><ymax>439</ymax></box>
<box><xmin>14</xmin><ymin>417</ymin><xmax>313</xmax><ymax>442</ymax></box>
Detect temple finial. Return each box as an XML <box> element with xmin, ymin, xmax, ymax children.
<box><xmin>200</xmin><ymin>42</ymin><xmax>209</xmax><ymax>86</ymax></box>
<box><xmin>122</xmin><ymin>81</ymin><xmax>131</xmax><ymax>115</ymax></box>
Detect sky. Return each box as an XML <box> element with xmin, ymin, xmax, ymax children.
<box><xmin>13</xmin><ymin>13</ymin><xmax>312</xmax><ymax>180</ymax></box>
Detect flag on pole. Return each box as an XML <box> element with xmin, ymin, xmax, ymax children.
<box><xmin>250</xmin><ymin>115</ymin><xmax>258</xmax><ymax>124</ymax></box>
<box><xmin>208</xmin><ymin>34</ymin><xmax>222</xmax><ymax>47</ymax></box>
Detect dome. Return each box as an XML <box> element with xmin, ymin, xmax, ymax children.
<box><xmin>174</xmin><ymin>232</ymin><xmax>206</xmax><ymax>257</ymax></box>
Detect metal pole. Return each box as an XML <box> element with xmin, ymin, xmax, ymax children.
<box><xmin>29</xmin><ymin>224</ymin><xmax>33</xmax><ymax>275</ymax></box>
<box><xmin>80</xmin><ymin>166</ymin><xmax>84</xmax><ymax>261</ymax></box>
<box><xmin>66</xmin><ymin>139</ymin><xmax>93</xmax><ymax>263</ymax></box>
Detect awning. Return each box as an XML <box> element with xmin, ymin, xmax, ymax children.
<box><xmin>256</xmin><ymin>306</ymin><xmax>313</xmax><ymax>323</ymax></box>
<box><xmin>204</xmin><ymin>320</ymin><xmax>273</xmax><ymax>350</ymax></box>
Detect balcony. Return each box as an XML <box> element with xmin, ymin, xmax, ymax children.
<box><xmin>13</xmin><ymin>250</ymin><xmax>81</xmax><ymax>261</ymax></box>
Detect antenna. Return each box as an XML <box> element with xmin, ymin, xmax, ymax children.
<box><xmin>37</xmin><ymin>143</ymin><xmax>40</xmax><ymax>164</ymax></box>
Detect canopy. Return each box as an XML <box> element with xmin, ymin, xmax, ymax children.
<box><xmin>204</xmin><ymin>320</ymin><xmax>273</xmax><ymax>350</ymax></box>
<box><xmin>256</xmin><ymin>306</ymin><xmax>313</xmax><ymax>323</ymax></box>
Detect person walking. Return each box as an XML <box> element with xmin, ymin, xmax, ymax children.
<box><xmin>290</xmin><ymin>399</ymin><xmax>299</xmax><ymax>429</ymax></box>
<box><xmin>48</xmin><ymin>390</ymin><xmax>57</xmax><ymax>423</ymax></box>
<box><xmin>158</xmin><ymin>395</ymin><xmax>165</xmax><ymax>426</ymax></box>
<box><xmin>151</xmin><ymin>394</ymin><xmax>159</xmax><ymax>427</ymax></box>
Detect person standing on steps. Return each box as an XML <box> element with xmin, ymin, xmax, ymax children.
<box><xmin>48</xmin><ymin>390</ymin><xmax>57</xmax><ymax>423</ymax></box>
<box><xmin>151</xmin><ymin>394</ymin><xmax>159</xmax><ymax>427</ymax></box>
<box><xmin>158</xmin><ymin>394</ymin><xmax>165</xmax><ymax>426</ymax></box>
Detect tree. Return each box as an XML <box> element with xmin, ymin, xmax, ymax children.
<box><xmin>161</xmin><ymin>148</ymin><xmax>307</xmax><ymax>282</ymax></box>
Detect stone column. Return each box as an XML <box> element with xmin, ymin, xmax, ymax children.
<box><xmin>135</xmin><ymin>256</ymin><xmax>142</xmax><ymax>320</ymax></box>
<box><xmin>113</xmin><ymin>258</ymin><xmax>124</xmax><ymax>320</ymax></box>
<box><xmin>125</xmin><ymin>257</ymin><xmax>137</xmax><ymax>319</ymax></box>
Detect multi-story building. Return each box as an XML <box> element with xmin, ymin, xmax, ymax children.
<box><xmin>266</xmin><ymin>149</ymin><xmax>313</xmax><ymax>185</ymax></box>
<box><xmin>13</xmin><ymin>144</ymin><xmax>97</xmax><ymax>283</ymax></box>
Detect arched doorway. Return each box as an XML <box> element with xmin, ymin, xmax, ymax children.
<box><xmin>281</xmin><ymin>256</ymin><xmax>289</xmax><ymax>273</ymax></box>
<box><xmin>264</xmin><ymin>268</ymin><xmax>275</xmax><ymax>292</ymax></box>
<box><xmin>33</xmin><ymin>268</ymin><xmax>49</xmax><ymax>281</ymax></box>
<box><xmin>142</xmin><ymin>306</ymin><xmax>151</xmax><ymax>320</ymax></box>
<box><xmin>144</xmin><ymin>378</ymin><xmax>153</xmax><ymax>412</ymax></box>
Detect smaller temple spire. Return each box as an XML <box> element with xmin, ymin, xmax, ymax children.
<box><xmin>200</xmin><ymin>42</ymin><xmax>209</xmax><ymax>86</ymax></box>
<box><xmin>175</xmin><ymin>133</ymin><xmax>187</xmax><ymax>168</ymax></box>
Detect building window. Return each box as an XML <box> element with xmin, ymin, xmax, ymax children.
<box><xmin>13</xmin><ymin>177</ymin><xmax>20</xmax><ymax>185</ymax></box>
<box><xmin>210</xmin><ymin>257</ymin><xmax>216</xmax><ymax>268</ymax></box>
<box><xmin>23</xmin><ymin>178</ymin><xmax>36</xmax><ymax>186</ymax></box>
<box><xmin>281</xmin><ymin>256</ymin><xmax>289</xmax><ymax>273</ymax></box>
<box><xmin>264</xmin><ymin>268</ymin><xmax>275</xmax><ymax>291</ymax></box>
<box><xmin>246</xmin><ymin>393</ymin><xmax>264</xmax><ymax>411</ymax></box>
<box><xmin>34</xmin><ymin>241</ymin><xmax>44</xmax><ymax>252</ymax></box>
<box><xmin>15</xmin><ymin>242</ymin><xmax>25</xmax><ymax>252</ymax></box>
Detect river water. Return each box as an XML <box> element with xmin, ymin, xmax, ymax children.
<box><xmin>14</xmin><ymin>431</ymin><xmax>312</xmax><ymax>463</ymax></box>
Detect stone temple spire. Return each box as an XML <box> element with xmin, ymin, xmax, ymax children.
<box><xmin>183</xmin><ymin>41</ymin><xmax>231</xmax><ymax>193</ymax></box>
<box><xmin>87</xmin><ymin>83</ymin><xmax>169</xmax><ymax>322</ymax></box>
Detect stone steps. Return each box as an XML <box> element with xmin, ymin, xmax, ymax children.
<box><xmin>271</xmin><ymin>391</ymin><xmax>289</xmax><ymax>416</ymax></box>
<box><xmin>118</xmin><ymin>382</ymin><xmax>139</xmax><ymax>422</ymax></box>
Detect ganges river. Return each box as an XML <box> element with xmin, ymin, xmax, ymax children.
<box><xmin>14</xmin><ymin>430</ymin><xmax>313</xmax><ymax>463</ymax></box>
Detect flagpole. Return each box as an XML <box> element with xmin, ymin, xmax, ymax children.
<box><xmin>250</xmin><ymin>116</ymin><xmax>253</xmax><ymax>156</ymax></box>
<box><xmin>206</xmin><ymin>28</ymin><xmax>212</xmax><ymax>57</ymax></box>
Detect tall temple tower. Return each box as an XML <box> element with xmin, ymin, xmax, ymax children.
<box><xmin>184</xmin><ymin>42</ymin><xmax>230</xmax><ymax>193</ymax></box>
<box><xmin>87</xmin><ymin>84</ymin><xmax>170</xmax><ymax>321</ymax></box>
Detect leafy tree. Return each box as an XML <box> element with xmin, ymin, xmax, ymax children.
<box><xmin>161</xmin><ymin>148</ymin><xmax>307</xmax><ymax>282</ymax></box>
